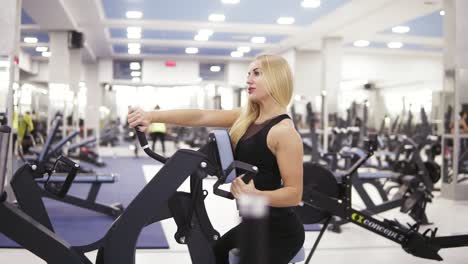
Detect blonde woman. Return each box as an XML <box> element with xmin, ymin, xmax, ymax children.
<box><xmin>127</xmin><ymin>54</ymin><xmax>304</xmax><ymax>264</ymax></box>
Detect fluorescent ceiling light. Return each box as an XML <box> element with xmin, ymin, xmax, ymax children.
<box><xmin>238</xmin><ymin>46</ymin><xmax>251</xmax><ymax>53</ymax></box>
<box><xmin>130</xmin><ymin>62</ymin><xmax>141</xmax><ymax>70</ymax></box>
<box><xmin>132</xmin><ymin>77</ymin><xmax>141</xmax><ymax>82</ymax></box>
<box><xmin>35</xmin><ymin>46</ymin><xmax>48</xmax><ymax>52</ymax></box>
<box><xmin>440</xmin><ymin>10</ymin><xmax>445</xmax><ymax>16</ymax></box>
<box><xmin>277</xmin><ymin>17</ymin><xmax>295</xmax><ymax>25</ymax></box>
<box><xmin>353</xmin><ymin>40</ymin><xmax>370</xmax><ymax>47</ymax></box>
<box><xmin>209</xmin><ymin>14</ymin><xmax>225</xmax><ymax>22</ymax></box>
<box><xmin>231</xmin><ymin>51</ymin><xmax>243</xmax><ymax>58</ymax></box>
<box><xmin>127</xmin><ymin>32</ymin><xmax>141</xmax><ymax>39</ymax></box>
<box><xmin>24</xmin><ymin>37</ymin><xmax>38</xmax><ymax>44</ymax></box>
<box><xmin>128</xmin><ymin>48</ymin><xmax>141</xmax><ymax>54</ymax></box>
<box><xmin>128</xmin><ymin>43</ymin><xmax>141</xmax><ymax>49</ymax></box>
<box><xmin>301</xmin><ymin>0</ymin><xmax>321</xmax><ymax>8</ymax></box>
<box><xmin>392</xmin><ymin>26</ymin><xmax>410</xmax><ymax>34</ymax></box>
<box><xmin>42</xmin><ymin>51</ymin><xmax>51</xmax><ymax>57</ymax></box>
<box><xmin>131</xmin><ymin>71</ymin><xmax>141</xmax><ymax>77</ymax></box>
<box><xmin>126</xmin><ymin>11</ymin><xmax>143</xmax><ymax>19</ymax></box>
<box><xmin>194</xmin><ymin>34</ymin><xmax>209</xmax><ymax>41</ymax></box>
<box><xmin>222</xmin><ymin>0</ymin><xmax>240</xmax><ymax>4</ymax></box>
<box><xmin>127</xmin><ymin>27</ymin><xmax>142</xmax><ymax>34</ymax></box>
<box><xmin>251</xmin><ymin>36</ymin><xmax>266</xmax><ymax>44</ymax></box>
<box><xmin>210</xmin><ymin>66</ymin><xmax>221</xmax><ymax>72</ymax></box>
<box><xmin>185</xmin><ymin>47</ymin><xmax>199</xmax><ymax>54</ymax></box>
<box><xmin>198</xmin><ymin>29</ymin><xmax>214</xmax><ymax>36</ymax></box>
<box><xmin>387</xmin><ymin>42</ymin><xmax>403</xmax><ymax>49</ymax></box>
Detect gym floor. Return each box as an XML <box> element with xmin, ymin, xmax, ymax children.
<box><xmin>1</xmin><ymin>143</ymin><xmax>467</xmax><ymax>264</ymax></box>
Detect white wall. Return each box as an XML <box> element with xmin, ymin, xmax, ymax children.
<box><xmin>226</xmin><ymin>61</ymin><xmax>249</xmax><ymax>87</ymax></box>
<box><xmin>340</xmin><ymin>53</ymin><xmax>443</xmax><ymax>119</ymax></box>
<box><xmin>98</xmin><ymin>59</ymin><xmax>113</xmax><ymax>83</ymax></box>
<box><xmin>18</xmin><ymin>50</ymin><xmax>38</xmax><ymax>74</ymax></box>
<box><xmin>280</xmin><ymin>49</ymin><xmax>297</xmax><ymax>75</ymax></box>
<box><xmin>287</xmin><ymin>50</ymin><xmax>443</xmax><ymax>128</ymax></box>
<box><xmin>295</xmin><ymin>50</ymin><xmax>322</xmax><ymax>99</ymax></box>
<box><xmin>142</xmin><ymin>60</ymin><xmax>199</xmax><ymax>85</ymax></box>
<box><xmin>21</xmin><ymin>61</ymin><xmax>49</xmax><ymax>83</ymax></box>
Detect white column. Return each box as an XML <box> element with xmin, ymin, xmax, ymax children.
<box><xmin>69</xmin><ymin>48</ymin><xmax>82</xmax><ymax>132</ymax></box>
<box><xmin>321</xmin><ymin>37</ymin><xmax>344</xmax><ymax>151</ymax></box>
<box><xmin>441</xmin><ymin>0</ymin><xmax>468</xmax><ymax>200</ymax></box>
<box><xmin>0</xmin><ymin>0</ymin><xmax>21</xmax><ymax>202</ymax></box>
<box><xmin>84</xmin><ymin>62</ymin><xmax>101</xmax><ymax>151</ymax></box>
<box><xmin>48</xmin><ymin>32</ymin><xmax>82</xmax><ymax>137</ymax></box>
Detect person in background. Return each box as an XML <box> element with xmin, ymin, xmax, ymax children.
<box><xmin>17</xmin><ymin>111</ymin><xmax>34</xmax><ymax>154</ymax></box>
<box><xmin>149</xmin><ymin>105</ymin><xmax>167</xmax><ymax>155</ymax></box>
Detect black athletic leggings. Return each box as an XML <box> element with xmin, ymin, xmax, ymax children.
<box><xmin>150</xmin><ymin>132</ymin><xmax>166</xmax><ymax>153</ymax></box>
<box><xmin>213</xmin><ymin>214</ymin><xmax>305</xmax><ymax>264</ymax></box>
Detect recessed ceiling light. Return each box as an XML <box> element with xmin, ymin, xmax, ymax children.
<box><xmin>392</xmin><ymin>26</ymin><xmax>410</xmax><ymax>34</ymax></box>
<box><xmin>127</xmin><ymin>27</ymin><xmax>141</xmax><ymax>33</ymax></box>
<box><xmin>126</xmin><ymin>11</ymin><xmax>143</xmax><ymax>19</ymax></box>
<box><xmin>221</xmin><ymin>0</ymin><xmax>239</xmax><ymax>4</ymax></box>
<box><xmin>186</xmin><ymin>47</ymin><xmax>199</xmax><ymax>54</ymax></box>
<box><xmin>238</xmin><ymin>46</ymin><xmax>251</xmax><ymax>53</ymax></box>
<box><xmin>128</xmin><ymin>43</ymin><xmax>141</xmax><ymax>49</ymax></box>
<box><xmin>440</xmin><ymin>10</ymin><xmax>445</xmax><ymax>16</ymax></box>
<box><xmin>128</xmin><ymin>48</ymin><xmax>141</xmax><ymax>54</ymax></box>
<box><xmin>194</xmin><ymin>34</ymin><xmax>209</xmax><ymax>41</ymax></box>
<box><xmin>353</xmin><ymin>40</ymin><xmax>370</xmax><ymax>47</ymax></box>
<box><xmin>127</xmin><ymin>27</ymin><xmax>142</xmax><ymax>39</ymax></box>
<box><xmin>301</xmin><ymin>0</ymin><xmax>321</xmax><ymax>8</ymax></box>
<box><xmin>130</xmin><ymin>62</ymin><xmax>141</xmax><ymax>70</ymax></box>
<box><xmin>24</xmin><ymin>37</ymin><xmax>38</xmax><ymax>44</ymax></box>
<box><xmin>131</xmin><ymin>71</ymin><xmax>141</xmax><ymax>77</ymax></box>
<box><xmin>41</xmin><ymin>51</ymin><xmax>51</xmax><ymax>57</ymax></box>
<box><xmin>198</xmin><ymin>29</ymin><xmax>214</xmax><ymax>36</ymax></box>
<box><xmin>210</xmin><ymin>66</ymin><xmax>221</xmax><ymax>72</ymax></box>
<box><xmin>35</xmin><ymin>46</ymin><xmax>48</xmax><ymax>52</ymax></box>
<box><xmin>251</xmin><ymin>36</ymin><xmax>266</xmax><ymax>44</ymax></box>
<box><xmin>231</xmin><ymin>51</ymin><xmax>243</xmax><ymax>58</ymax></box>
<box><xmin>127</xmin><ymin>32</ymin><xmax>141</xmax><ymax>39</ymax></box>
<box><xmin>132</xmin><ymin>77</ymin><xmax>141</xmax><ymax>82</ymax></box>
<box><xmin>387</xmin><ymin>42</ymin><xmax>403</xmax><ymax>49</ymax></box>
<box><xmin>209</xmin><ymin>14</ymin><xmax>225</xmax><ymax>22</ymax></box>
<box><xmin>277</xmin><ymin>17</ymin><xmax>295</xmax><ymax>25</ymax></box>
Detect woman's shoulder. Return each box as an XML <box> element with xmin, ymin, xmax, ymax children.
<box><xmin>268</xmin><ymin>118</ymin><xmax>301</xmax><ymax>144</ymax></box>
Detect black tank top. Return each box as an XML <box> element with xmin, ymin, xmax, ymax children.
<box><xmin>234</xmin><ymin>114</ymin><xmax>294</xmax><ymax>217</ymax></box>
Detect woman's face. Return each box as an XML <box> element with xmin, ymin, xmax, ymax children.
<box><xmin>246</xmin><ymin>60</ymin><xmax>269</xmax><ymax>102</ymax></box>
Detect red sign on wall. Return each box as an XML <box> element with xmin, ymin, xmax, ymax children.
<box><xmin>165</xmin><ymin>60</ymin><xmax>176</xmax><ymax>67</ymax></box>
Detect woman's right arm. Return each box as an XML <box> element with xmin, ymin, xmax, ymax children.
<box><xmin>127</xmin><ymin>108</ymin><xmax>241</xmax><ymax>132</ymax></box>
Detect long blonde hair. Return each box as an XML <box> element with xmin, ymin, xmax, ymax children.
<box><xmin>229</xmin><ymin>54</ymin><xmax>294</xmax><ymax>146</ymax></box>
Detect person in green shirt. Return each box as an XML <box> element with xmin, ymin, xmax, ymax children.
<box><xmin>149</xmin><ymin>105</ymin><xmax>167</xmax><ymax>155</ymax></box>
<box><xmin>16</xmin><ymin>111</ymin><xmax>34</xmax><ymax>153</ymax></box>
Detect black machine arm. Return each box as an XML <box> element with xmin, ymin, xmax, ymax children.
<box><xmin>135</xmin><ymin>129</ymin><xmax>168</xmax><ymax>163</ymax></box>
<box><xmin>213</xmin><ymin>160</ymin><xmax>258</xmax><ymax>200</ymax></box>
<box><xmin>43</xmin><ymin>156</ymin><xmax>80</xmax><ymax>198</ymax></box>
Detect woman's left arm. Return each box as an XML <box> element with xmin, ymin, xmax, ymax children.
<box><xmin>231</xmin><ymin>122</ymin><xmax>303</xmax><ymax>207</ymax></box>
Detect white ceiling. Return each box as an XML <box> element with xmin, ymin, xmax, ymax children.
<box><xmin>20</xmin><ymin>0</ymin><xmax>444</xmax><ymax>62</ymax></box>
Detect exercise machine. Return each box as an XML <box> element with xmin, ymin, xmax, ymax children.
<box><xmin>296</xmin><ymin>138</ymin><xmax>468</xmax><ymax>263</ymax></box>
